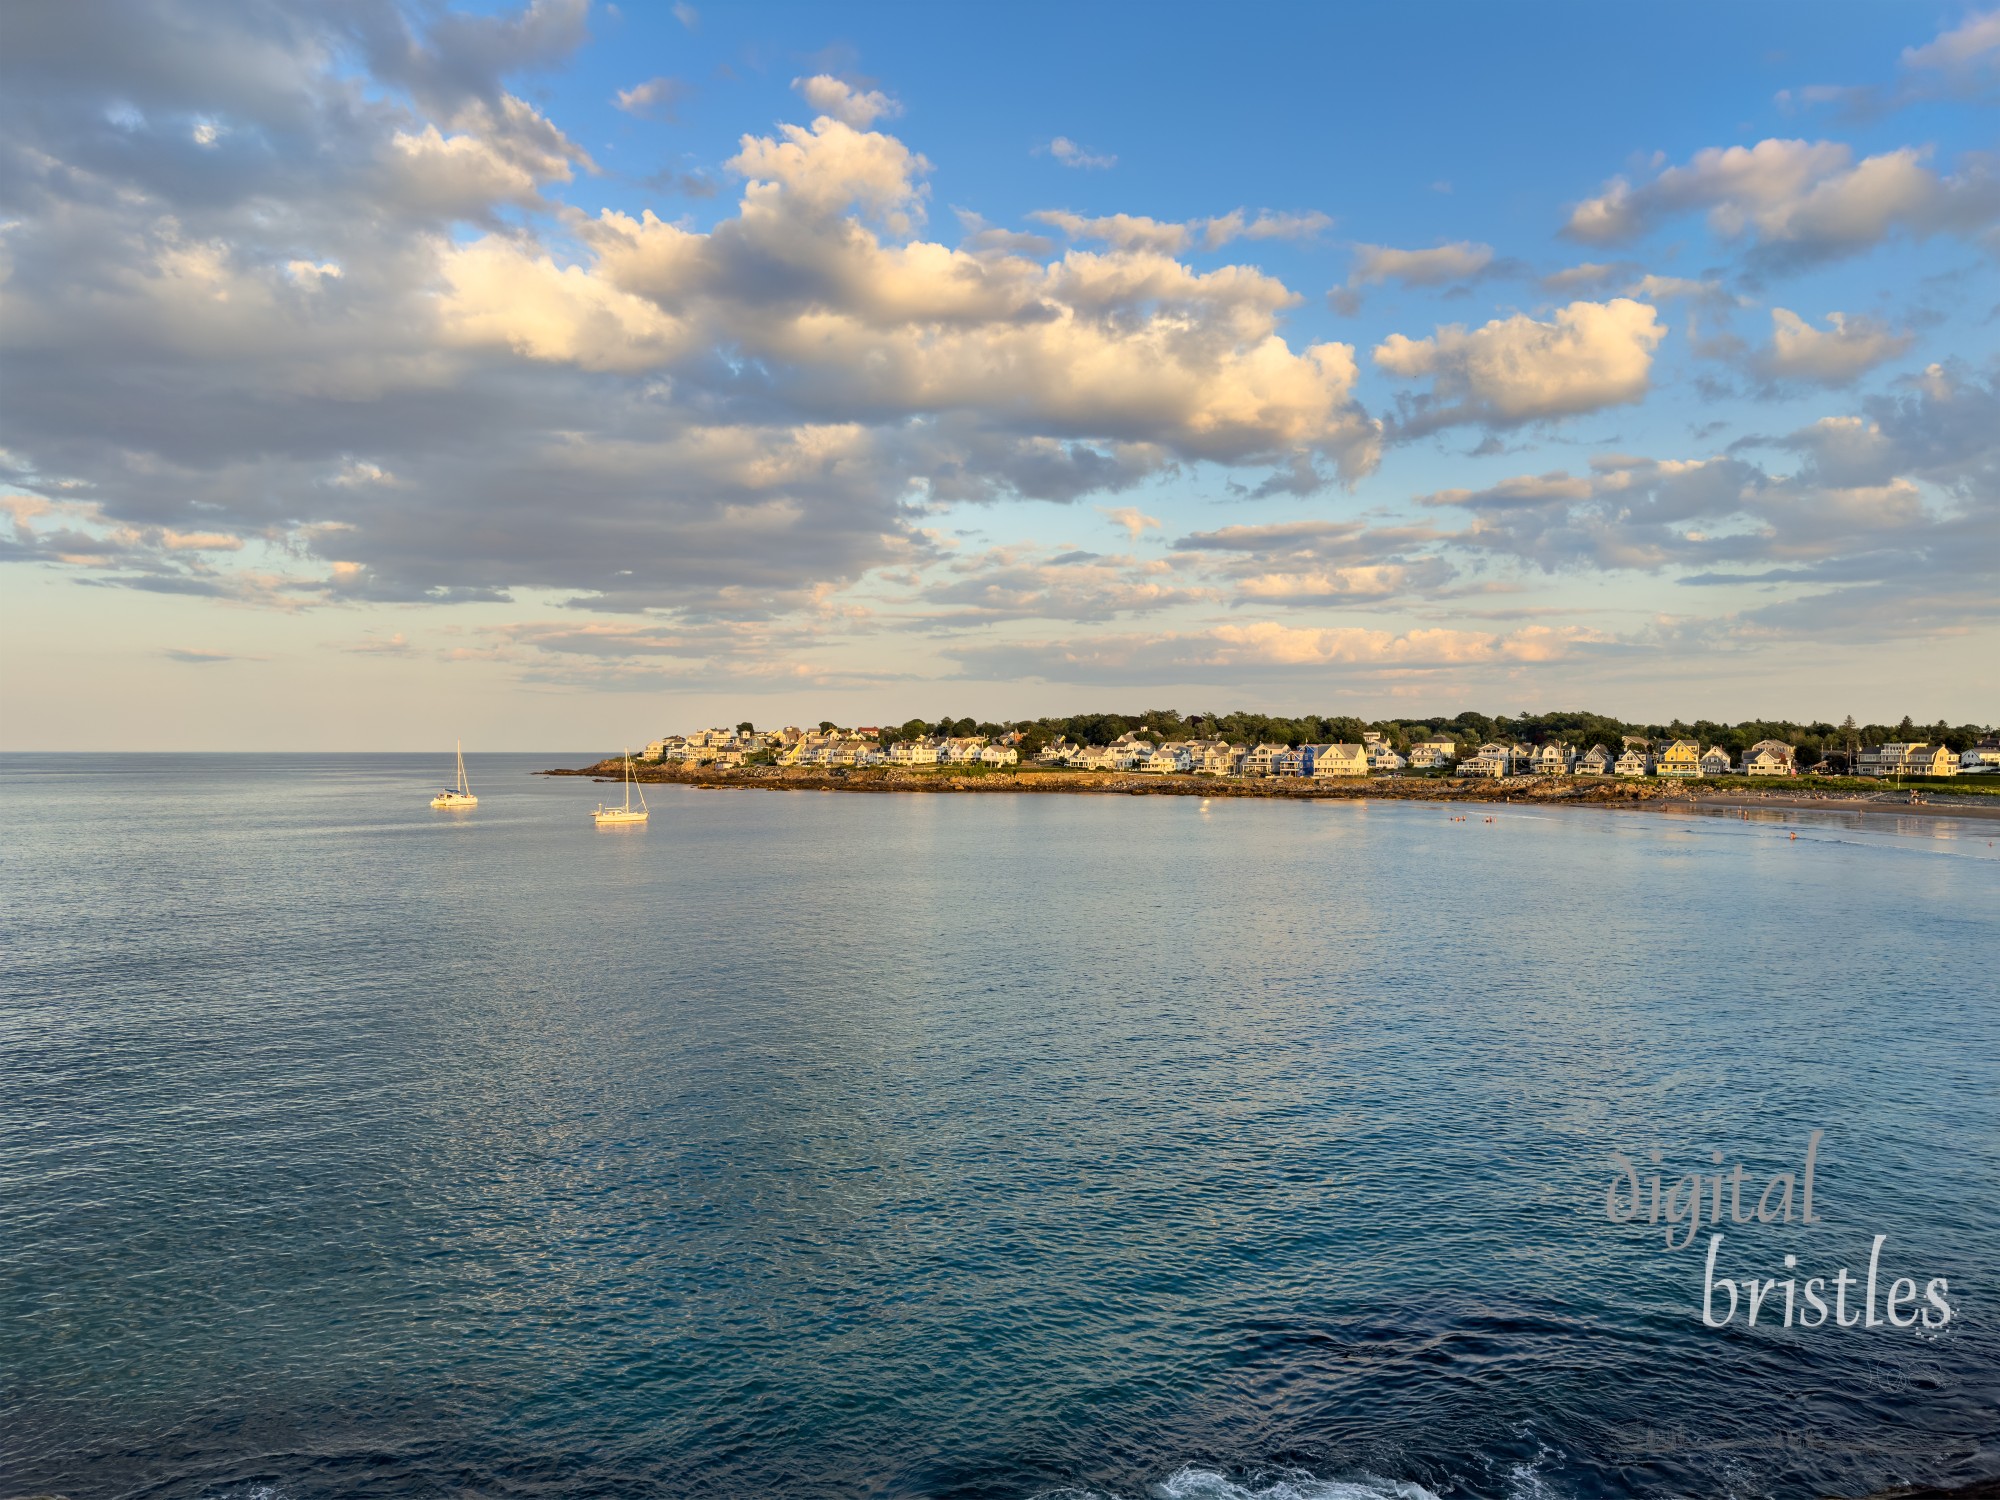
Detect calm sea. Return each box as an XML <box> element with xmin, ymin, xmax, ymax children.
<box><xmin>3</xmin><ymin>754</ymin><xmax>1996</xmax><ymax>1500</ymax></box>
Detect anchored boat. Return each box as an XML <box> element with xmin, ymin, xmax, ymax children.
<box><xmin>431</xmin><ymin>741</ymin><xmax>478</xmax><ymax>809</ymax></box>
<box><xmin>593</xmin><ymin>748</ymin><xmax>649</xmax><ymax>825</ymax></box>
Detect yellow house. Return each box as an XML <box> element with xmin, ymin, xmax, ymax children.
<box><xmin>1310</xmin><ymin>743</ymin><xmax>1371</xmax><ymax>777</ymax></box>
<box><xmin>1656</xmin><ymin>740</ymin><xmax>1703</xmax><ymax>778</ymax></box>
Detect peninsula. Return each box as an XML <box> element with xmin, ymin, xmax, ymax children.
<box><xmin>544</xmin><ymin>708</ymin><xmax>2000</xmax><ymax>818</ymax></box>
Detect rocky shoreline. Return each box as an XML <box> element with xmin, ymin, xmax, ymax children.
<box><xmin>541</xmin><ymin>759</ymin><xmax>2000</xmax><ymax>818</ymax></box>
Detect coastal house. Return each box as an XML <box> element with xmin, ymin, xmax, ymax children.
<box><xmin>1238</xmin><ymin>744</ymin><xmax>1286</xmax><ymax>777</ymax></box>
<box><xmin>1036</xmin><ymin>737</ymin><xmax>1073</xmax><ymax>765</ymax></box>
<box><xmin>1859</xmin><ymin>743</ymin><xmax>1957</xmax><ymax>778</ymax></box>
<box><xmin>1074</xmin><ymin>745</ymin><xmax>1121</xmax><ymax>771</ymax></box>
<box><xmin>1310</xmin><ymin>743</ymin><xmax>1371</xmax><ymax>778</ymax></box>
<box><xmin>889</xmin><ymin>739</ymin><xmax>938</xmax><ymax>766</ymax></box>
<box><xmin>1743</xmin><ymin>740</ymin><xmax>1796</xmax><ymax>777</ymax></box>
<box><xmin>1408</xmin><ymin>739</ymin><xmax>1457</xmax><ymax>770</ymax></box>
<box><xmin>1144</xmin><ymin>743</ymin><xmax>1194</xmax><ymax>773</ymax></box>
<box><xmin>1271</xmin><ymin>747</ymin><xmax>1308</xmax><ymax>777</ymax></box>
<box><xmin>1577</xmin><ymin>745</ymin><xmax>1613</xmax><ymax>776</ymax></box>
<box><xmin>1111</xmin><ymin>741</ymin><xmax>1154</xmax><ymax>771</ymax></box>
<box><xmin>1700</xmin><ymin>745</ymin><xmax>1734</xmax><ymax>776</ymax></box>
<box><xmin>1656</xmin><ymin>740</ymin><xmax>1703</xmax><ymax>778</ymax></box>
<box><xmin>1615</xmin><ymin>747</ymin><xmax>1653</xmax><ymax>776</ymax></box>
<box><xmin>1531</xmin><ymin>743</ymin><xmax>1575</xmax><ymax>776</ymax></box>
<box><xmin>1961</xmin><ymin>736</ymin><xmax>2000</xmax><ymax>773</ymax></box>
<box><xmin>1367</xmin><ymin>744</ymin><xmax>1407</xmax><ymax>774</ymax></box>
<box><xmin>1458</xmin><ymin>743</ymin><xmax>1513</xmax><ymax>779</ymax></box>
<box><xmin>977</xmin><ymin>744</ymin><xmax>1019</xmax><ymax>767</ymax></box>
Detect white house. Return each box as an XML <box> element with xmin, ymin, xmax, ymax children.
<box><xmin>1859</xmin><ymin>743</ymin><xmax>1957</xmax><ymax>778</ymax></box>
<box><xmin>1408</xmin><ymin>739</ymin><xmax>1457</xmax><ymax>770</ymax></box>
<box><xmin>1961</xmin><ymin>736</ymin><xmax>2000</xmax><ymax>773</ymax></box>
<box><xmin>977</xmin><ymin>744</ymin><xmax>1019</xmax><ymax>767</ymax></box>
<box><xmin>1743</xmin><ymin>740</ymin><xmax>1796</xmax><ymax>776</ymax></box>
<box><xmin>890</xmin><ymin>739</ymin><xmax>938</xmax><ymax>766</ymax></box>
<box><xmin>1458</xmin><ymin>743</ymin><xmax>1514</xmax><ymax>778</ymax></box>
<box><xmin>1240</xmin><ymin>743</ymin><xmax>1287</xmax><ymax>777</ymax></box>
<box><xmin>1367</xmin><ymin>744</ymin><xmax>1407</xmax><ymax>774</ymax></box>
<box><xmin>1615</xmin><ymin>747</ymin><xmax>1653</xmax><ymax>777</ymax></box>
<box><xmin>1531</xmin><ymin>743</ymin><xmax>1575</xmax><ymax>776</ymax></box>
<box><xmin>1104</xmin><ymin>741</ymin><xmax>1149</xmax><ymax>771</ymax></box>
<box><xmin>1576</xmin><ymin>744</ymin><xmax>1613</xmax><ymax>775</ymax></box>
<box><xmin>1700</xmin><ymin>745</ymin><xmax>1734</xmax><ymax>776</ymax></box>
<box><xmin>1144</xmin><ymin>743</ymin><xmax>1194</xmax><ymax>773</ymax></box>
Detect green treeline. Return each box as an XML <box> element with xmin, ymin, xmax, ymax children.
<box><xmin>873</xmin><ymin>710</ymin><xmax>1993</xmax><ymax>770</ymax></box>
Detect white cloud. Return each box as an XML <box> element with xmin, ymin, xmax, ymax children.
<box><xmin>792</xmin><ymin>75</ymin><xmax>900</xmax><ymax>129</ymax></box>
<box><xmin>1034</xmin><ymin>208</ymin><xmax>1330</xmax><ymax>255</ymax></box>
<box><xmin>1753</xmin><ymin>308</ymin><xmax>1915</xmax><ymax>385</ymax></box>
<box><xmin>1902</xmin><ymin>9</ymin><xmax>2000</xmax><ymax>74</ymax></box>
<box><xmin>1046</xmin><ymin>136</ymin><xmax>1115</xmax><ymax>170</ymax></box>
<box><xmin>1372</xmin><ymin>299</ymin><xmax>1666</xmax><ymax>430</ymax></box>
<box><xmin>1562</xmin><ymin>137</ymin><xmax>2000</xmax><ymax>263</ymax></box>
<box><xmin>614</xmin><ymin>76</ymin><xmax>691</xmax><ymax>121</ymax></box>
<box><xmin>1626</xmin><ymin>273</ymin><xmax>1738</xmax><ymax>307</ymax></box>
<box><xmin>1100</xmin><ymin>506</ymin><xmax>1162</xmax><ymax>541</ymax></box>
<box><xmin>1347</xmin><ymin>241</ymin><xmax>1494</xmax><ymax>287</ymax></box>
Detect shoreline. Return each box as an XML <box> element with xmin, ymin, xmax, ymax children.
<box><xmin>542</xmin><ymin>761</ymin><xmax>2000</xmax><ymax>823</ymax></box>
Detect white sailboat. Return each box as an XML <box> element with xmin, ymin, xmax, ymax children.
<box><xmin>431</xmin><ymin>740</ymin><xmax>478</xmax><ymax>809</ymax></box>
<box><xmin>593</xmin><ymin>748</ymin><xmax>649</xmax><ymax>825</ymax></box>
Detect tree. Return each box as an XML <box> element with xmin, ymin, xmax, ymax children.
<box><xmin>737</xmin><ymin>721</ymin><xmax>754</xmax><ymax>734</ymax></box>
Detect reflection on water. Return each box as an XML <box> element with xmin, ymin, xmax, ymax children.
<box><xmin>1</xmin><ymin>755</ymin><xmax>1996</xmax><ymax>1500</ymax></box>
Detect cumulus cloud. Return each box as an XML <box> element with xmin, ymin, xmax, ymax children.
<box><xmin>1903</xmin><ymin>8</ymin><xmax>2000</xmax><ymax>74</ymax></box>
<box><xmin>1626</xmin><ymin>273</ymin><xmax>1739</xmax><ymax>307</ymax></box>
<box><xmin>1045</xmin><ymin>136</ymin><xmax>1116</xmax><ymax>170</ymax></box>
<box><xmin>1034</xmin><ymin>209</ymin><xmax>1329</xmax><ymax>255</ymax></box>
<box><xmin>908</xmin><ymin>543</ymin><xmax>1205</xmax><ymax>627</ymax></box>
<box><xmin>1372</xmin><ymin>299</ymin><xmax>1666</xmax><ymax>433</ymax></box>
<box><xmin>1399</xmin><ymin>370</ymin><xmax>2000</xmax><ymax>638</ymax></box>
<box><xmin>946</xmin><ymin>620</ymin><xmax>1610</xmax><ymax>687</ymax></box>
<box><xmin>792</xmin><ymin>74</ymin><xmax>900</xmax><ymax>129</ymax></box>
<box><xmin>1348</xmin><ymin>241</ymin><xmax>1494</xmax><ymax>287</ymax></box>
<box><xmin>1561</xmin><ymin>137</ymin><xmax>2000</xmax><ymax>264</ymax></box>
<box><xmin>1100</xmin><ymin>506</ymin><xmax>1162</xmax><ymax>541</ymax></box>
<box><xmin>0</xmin><ymin>1</ymin><xmax>1384</xmax><ymax>627</ymax></box>
<box><xmin>1540</xmin><ymin>261</ymin><xmax>1634</xmax><ymax>292</ymax></box>
<box><xmin>1782</xmin><ymin>8</ymin><xmax>2000</xmax><ymax>117</ymax></box>
<box><xmin>1752</xmin><ymin>309</ymin><xmax>1914</xmax><ymax>386</ymax></box>
<box><xmin>1331</xmin><ymin>241</ymin><xmax>1502</xmax><ymax>313</ymax></box>
<box><xmin>615</xmin><ymin>76</ymin><xmax>692</xmax><ymax>121</ymax></box>
<box><xmin>1171</xmin><ymin>519</ymin><xmax>1452</xmax><ymax>605</ymax></box>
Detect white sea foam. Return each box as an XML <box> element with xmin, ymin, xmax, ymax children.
<box><xmin>1041</xmin><ymin>1465</ymin><xmax>1445</xmax><ymax>1500</ymax></box>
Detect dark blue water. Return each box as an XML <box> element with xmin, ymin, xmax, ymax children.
<box><xmin>3</xmin><ymin>754</ymin><xmax>1996</xmax><ymax>1500</ymax></box>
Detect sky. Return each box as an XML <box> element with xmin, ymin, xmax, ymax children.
<box><xmin>2</xmin><ymin>0</ymin><xmax>1997</xmax><ymax>750</ymax></box>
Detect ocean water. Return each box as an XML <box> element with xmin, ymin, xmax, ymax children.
<box><xmin>2</xmin><ymin>753</ymin><xmax>1996</xmax><ymax>1500</ymax></box>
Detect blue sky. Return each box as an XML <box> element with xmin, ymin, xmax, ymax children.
<box><xmin>2</xmin><ymin>0</ymin><xmax>1996</xmax><ymax>748</ymax></box>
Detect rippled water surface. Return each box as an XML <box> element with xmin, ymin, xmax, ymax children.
<box><xmin>3</xmin><ymin>754</ymin><xmax>1997</xmax><ymax>1500</ymax></box>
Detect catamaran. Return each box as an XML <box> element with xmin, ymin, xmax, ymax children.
<box><xmin>431</xmin><ymin>741</ymin><xmax>478</xmax><ymax>809</ymax></box>
<box><xmin>593</xmin><ymin>748</ymin><xmax>649</xmax><ymax>825</ymax></box>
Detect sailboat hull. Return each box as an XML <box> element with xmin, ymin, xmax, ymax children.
<box><xmin>431</xmin><ymin>792</ymin><xmax>478</xmax><ymax>809</ymax></box>
<box><xmin>592</xmin><ymin>748</ymin><xmax>650</xmax><ymax>825</ymax></box>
